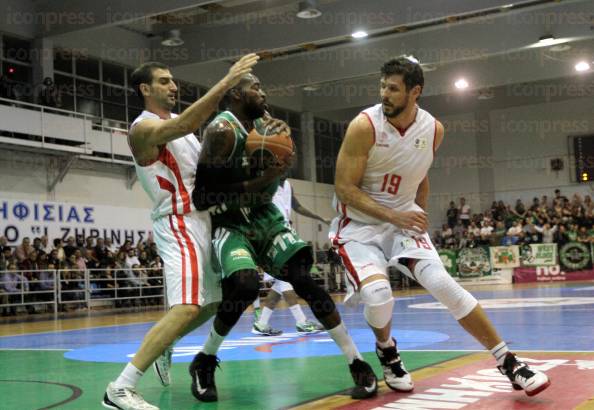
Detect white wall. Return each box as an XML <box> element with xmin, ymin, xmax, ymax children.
<box><xmin>428</xmin><ymin>112</ymin><xmax>481</xmax><ymax>227</ymax></box>
<box><xmin>489</xmin><ymin>97</ymin><xmax>594</xmax><ymax>204</ymax></box>
<box><xmin>0</xmin><ymin>153</ymin><xmax>150</xmax><ymax>208</ymax></box>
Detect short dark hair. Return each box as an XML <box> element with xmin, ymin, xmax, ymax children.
<box><xmin>130</xmin><ymin>61</ymin><xmax>169</xmax><ymax>98</ymax></box>
<box><xmin>381</xmin><ymin>56</ymin><xmax>424</xmax><ymax>93</ymax></box>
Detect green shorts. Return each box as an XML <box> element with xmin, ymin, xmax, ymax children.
<box><xmin>211</xmin><ymin>204</ymin><xmax>309</xmax><ymax>278</ymax></box>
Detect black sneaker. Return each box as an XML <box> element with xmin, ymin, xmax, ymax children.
<box><xmin>189</xmin><ymin>352</ymin><xmax>220</xmax><ymax>402</ymax></box>
<box><xmin>348</xmin><ymin>358</ymin><xmax>378</xmax><ymax>399</ymax></box>
<box><xmin>498</xmin><ymin>352</ymin><xmax>551</xmax><ymax>396</ymax></box>
<box><xmin>376</xmin><ymin>339</ymin><xmax>414</xmax><ymax>392</ymax></box>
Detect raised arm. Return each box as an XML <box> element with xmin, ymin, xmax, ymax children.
<box><xmin>129</xmin><ymin>54</ymin><xmax>259</xmax><ymax>164</ymax></box>
<box><xmin>335</xmin><ymin>115</ymin><xmax>428</xmax><ymax>232</ymax></box>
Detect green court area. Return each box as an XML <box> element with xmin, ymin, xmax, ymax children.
<box><xmin>0</xmin><ymin>350</ymin><xmax>468</xmax><ymax>409</ymax></box>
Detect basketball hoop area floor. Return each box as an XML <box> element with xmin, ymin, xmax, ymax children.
<box><xmin>1</xmin><ymin>282</ymin><xmax>593</xmax><ymax>410</ymax></box>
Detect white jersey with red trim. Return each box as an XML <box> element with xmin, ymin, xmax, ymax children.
<box><xmin>130</xmin><ymin>110</ymin><xmax>200</xmax><ymax>220</ymax></box>
<box><xmin>332</xmin><ymin>103</ymin><xmax>436</xmax><ymax>225</ymax></box>
<box><xmin>272</xmin><ymin>180</ymin><xmax>292</xmax><ymax>222</ymax></box>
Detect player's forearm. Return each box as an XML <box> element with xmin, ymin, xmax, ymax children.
<box><xmin>295</xmin><ymin>206</ymin><xmax>324</xmax><ymax>222</ymax></box>
<box><xmin>176</xmin><ymin>82</ymin><xmax>229</xmax><ymax>137</ymax></box>
<box><xmin>415</xmin><ymin>177</ymin><xmax>429</xmax><ymax>210</ymax></box>
<box><xmin>336</xmin><ymin>184</ymin><xmax>396</xmax><ymax>224</ymax></box>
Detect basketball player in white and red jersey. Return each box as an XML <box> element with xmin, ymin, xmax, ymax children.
<box><xmin>330</xmin><ymin>56</ymin><xmax>550</xmax><ymax>397</ymax></box>
<box><xmin>102</xmin><ymin>54</ymin><xmax>259</xmax><ymax>410</ymax></box>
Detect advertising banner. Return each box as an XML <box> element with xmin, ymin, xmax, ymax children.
<box><xmin>520</xmin><ymin>243</ymin><xmax>557</xmax><ymax>266</ymax></box>
<box><xmin>514</xmin><ymin>266</ymin><xmax>594</xmax><ymax>283</ymax></box>
<box><xmin>438</xmin><ymin>249</ymin><xmax>458</xmax><ymax>277</ymax></box>
<box><xmin>0</xmin><ymin>195</ymin><xmax>152</xmax><ymax>246</ymax></box>
<box><xmin>490</xmin><ymin>246</ymin><xmax>520</xmax><ymax>269</ymax></box>
<box><xmin>457</xmin><ymin>247</ymin><xmax>491</xmax><ymax>278</ymax></box>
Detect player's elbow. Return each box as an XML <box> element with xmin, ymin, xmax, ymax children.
<box><xmin>335</xmin><ymin>181</ymin><xmax>355</xmax><ymax>205</ymax></box>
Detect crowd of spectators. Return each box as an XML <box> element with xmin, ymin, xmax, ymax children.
<box><xmin>434</xmin><ymin>189</ymin><xmax>594</xmax><ymax>250</ymax></box>
<box><xmin>0</xmin><ymin>234</ymin><xmax>163</xmax><ymax>316</ymax></box>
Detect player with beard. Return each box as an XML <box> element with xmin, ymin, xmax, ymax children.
<box><xmin>330</xmin><ymin>56</ymin><xmax>550</xmax><ymax>397</ymax></box>
<box><xmin>189</xmin><ymin>73</ymin><xmax>377</xmax><ymax>403</ymax></box>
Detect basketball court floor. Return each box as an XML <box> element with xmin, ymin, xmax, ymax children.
<box><xmin>1</xmin><ymin>282</ymin><xmax>594</xmax><ymax>409</ymax></box>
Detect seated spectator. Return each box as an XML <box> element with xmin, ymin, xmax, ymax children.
<box><xmin>94</xmin><ymin>238</ymin><xmax>108</xmax><ymax>267</ymax></box>
<box><xmin>479</xmin><ymin>221</ymin><xmax>493</xmax><ymax>245</ymax></box>
<box><xmin>105</xmin><ymin>238</ymin><xmax>117</xmax><ymax>254</ymax></box>
<box><xmin>446</xmin><ymin>201</ymin><xmax>458</xmax><ymax>228</ymax></box>
<box><xmin>458</xmin><ymin>197</ymin><xmax>471</xmax><ymax>227</ymax></box>
<box><xmin>577</xmin><ymin>226</ymin><xmax>590</xmax><ymax>243</ymax></box>
<box><xmin>566</xmin><ymin>224</ymin><xmax>579</xmax><ymax>242</ymax></box>
<box><xmin>15</xmin><ymin>237</ymin><xmax>32</xmax><ymax>262</ymax></box>
<box><xmin>535</xmin><ymin>223</ymin><xmax>557</xmax><ymax>243</ymax></box>
<box><xmin>1</xmin><ymin>263</ymin><xmax>23</xmax><ymax>315</ymax></box>
<box><xmin>529</xmin><ymin>197</ymin><xmax>540</xmax><ymax>212</ymax></box>
<box><xmin>584</xmin><ymin>195</ymin><xmax>593</xmax><ymax>213</ymax></box>
<box><xmin>0</xmin><ymin>246</ymin><xmax>13</xmax><ymax>271</ymax></box>
<box><xmin>512</xmin><ymin>199</ymin><xmax>527</xmax><ymax>219</ymax></box>
<box><xmin>553</xmin><ymin>225</ymin><xmax>569</xmax><ymax>245</ymax></box>
<box><xmin>506</xmin><ymin>220</ymin><xmax>523</xmax><ymax>244</ymax></box>
<box><xmin>491</xmin><ymin>221</ymin><xmax>507</xmax><ymax>245</ymax></box>
<box><xmin>468</xmin><ymin>221</ymin><xmax>480</xmax><ymax>237</ymax></box>
<box><xmin>63</xmin><ymin>237</ymin><xmax>77</xmax><ymax>258</ymax></box>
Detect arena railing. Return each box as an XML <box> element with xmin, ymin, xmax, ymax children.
<box><xmin>0</xmin><ymin>268</ymin><xmax>165</xmax><ymax>316</ymax></box>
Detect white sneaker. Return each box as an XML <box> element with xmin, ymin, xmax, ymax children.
<box><xmin>498</xmin><ymin>353</ymin><xmax>551</xmax><ymax>396</ymax></box>
<box><xmin>102</xmin><ymin>382</ymin><xmax>159</xmax><ymax>410</ymax></box>
<box><xmin>376</xmin><ymin>339</ymin><xmax>414</xmax><ymax>392</ymax></box>
<box><xmin>153</xmin><ymin>346</ymin><xmax>172</xmax><ymax>386</ymax></box>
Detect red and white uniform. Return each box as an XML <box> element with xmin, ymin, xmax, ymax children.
<box><xmin>131</xmin><ymin>110</ymin><xmax>220</xmax><ymax>307</ymax></box>
<box><xmin>329</xmin><ymin>104</ymin><xmax>440</xmax><ymax>303</ymax></box>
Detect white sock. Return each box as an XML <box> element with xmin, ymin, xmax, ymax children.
<box><xmin>289</xmin><ymin>304</ymin><xmax>307</xmax><ymax>324</ymax></box>
<box><xmin>202</xmin><ymin>327</ymin><xmax>225</xmax><ymax>356</ymax></box>
<box><xmin>114</xmin><ymin>363</ymin><xmax>143</xmax><ymax>388</ymax></box>
<box><xmin>490</xmin><ymin>341</ymin><xmax>509</xmax><ymax>366</ymax></box>
<box><xmin>253</xmin><ymin>298</ymin><xmax>260</xmax><ymax>309</ymax></box>
<box><xmin>259</xmin><ymin>307</ymin><xmax>273</xmax><ymax>326</ymax></box>
<box><xmin>327</xmin><ymin>322</ymin><xmax>363</xmax><ymax>364</ymax></box>
<box><xmin>377</xmin><ymin>337</ymin><xmax>395</xmax><ymax>349</ymax></box>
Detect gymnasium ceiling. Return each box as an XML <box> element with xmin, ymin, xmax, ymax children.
<box><xmin>4</xmin><ymin>0</ymin><xmax>594</xmax><ymax>116</ymax></box>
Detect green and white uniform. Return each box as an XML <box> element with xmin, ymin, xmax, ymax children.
<box><xmin>209</xmin><ymin>111</ymin><xmax>309</xmax><ymax>279</ymax></box>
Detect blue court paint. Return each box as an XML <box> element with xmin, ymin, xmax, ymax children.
<box><xmin>3</xmin><ymin>287</ymin><xmax>594</xmax><ymax>356</ymax></box>
<box><xmin>63</xmin><ymin>328</ymin><xmax>449</xmax><ymax>363</ymax></box>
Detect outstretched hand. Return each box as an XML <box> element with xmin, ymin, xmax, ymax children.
<box><xmin>224</xmin><ymin>53</ymin><xmax>260</xmax><ymax>88</ymax></box>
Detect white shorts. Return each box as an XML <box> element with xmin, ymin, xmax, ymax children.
<box><xmin>330</xmin><ymin>218</ymin><xmax>440</xmax><ymax>304</ymax></box>
<box><xmin>153</xmin><ymin>210</ymin><xmax>221</xmax><ymax>307</ymax></box>
<box><xmin>262</xmin><ymin>272</ymin><xmax>293</xmax><ymax>293</ymax></box>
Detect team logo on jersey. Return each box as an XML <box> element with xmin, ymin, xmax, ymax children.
<box><xmin>230</xmin><ymin>249</ymin><xmax>251</xmax><ymax>259</ymax></box>
<box><xmin>414</xmin><ymin>137</ymin><xmax>427</xmax><ymax>150</ymax></box>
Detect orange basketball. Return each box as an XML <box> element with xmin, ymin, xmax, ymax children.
<box><xmin>245</xmin><ymin>128</ymin><xmax>294</xmax><ymax>164</ymax></box>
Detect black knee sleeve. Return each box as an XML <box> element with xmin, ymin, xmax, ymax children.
<box><xmin>283</xmin><ymin>249</ymin><xmax>336</xmax><ymax>319</ymax></box>
<box><xmin>216</xmin><ymin>269</ymin><xmax>260</xmax><ymax>328</ymax></box>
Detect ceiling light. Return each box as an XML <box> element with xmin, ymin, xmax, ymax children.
<box><xmin>575</xmin><ymin>61</ymin><xmax>591</xmax><ymax>72</ymax></box>
<box><xmin>538</xmin><ymin>35</ymin><xmax>556</xmax><ymax>46</ymax></box>
<box><xmin>454</xmin><ymin>78</ymin><xmax>469</xmax><ymax>90</ymax></box>
<box><xmin>351</xmin><ymin>30</ymin><xmax>368</xmax><ymax>39</ymax></box>
<box><xmin>161</xmin><ymin>29</ymin><xmax>184</xmax><ymax>47</ymax></box>
<box><xmin>420</xmin><ymin>63</ymin><xmax>437</xmax><ymax>72</ymax></box>
<box><xmin>500</xmin><ymin>4</ymin><xmax>514</xmax><ymax>10</ymax></box>
<box><xmin>296</xmin><ymin>1</ymin><xmax>322</xmax><ymax>19</ymax></box>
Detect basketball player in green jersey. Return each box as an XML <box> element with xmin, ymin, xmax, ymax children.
<box><xmin>189</xmin><ymin>73</ymin><xmax>377</xmax><ymax>402</ymax></box>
